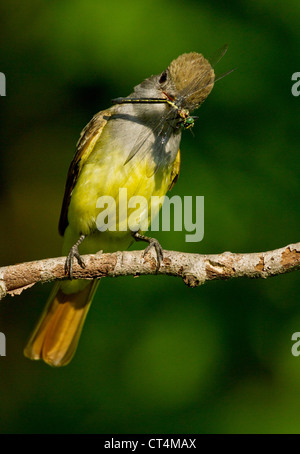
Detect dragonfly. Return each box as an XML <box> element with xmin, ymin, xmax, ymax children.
<box><xmin>112</xmin><ymin>95</ymin><xmax>199</xmax><ymax>131</ymax></box>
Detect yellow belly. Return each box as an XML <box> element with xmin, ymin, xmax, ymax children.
<box><xmin>61</xmin><ymin>143</ymin><xmax>173</xmax><ymax>294</ymax></box>
<box><xmin>67</xmin><ymin>146</ymin><xmax>172</xmax><ymax>243</ymax></box>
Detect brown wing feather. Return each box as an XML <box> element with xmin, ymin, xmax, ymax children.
<box><xmin>58</xmin><ymin>109</ymin><xmax>111</xmax><ymax>236</ymax></box>
<box><xmin>168</xmin><ymin>149</ymin><xmax>181</xmax><ymax>191</ymax></box>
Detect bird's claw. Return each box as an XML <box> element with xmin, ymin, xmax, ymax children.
<box><xmin>132</xmin><ymin>231</ymin><xmax>164</xmax><ymax>270</ymax></box>
<box><xmin>64</xmin><ymin>235</ymin><xmax>86</xmax><ymax>279</ymax></box>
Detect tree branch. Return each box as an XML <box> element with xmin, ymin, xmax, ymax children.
<box><xmin>1</xmin><ymin>242</ymin><xmax>300</xmax><ymax>300</ymax></box>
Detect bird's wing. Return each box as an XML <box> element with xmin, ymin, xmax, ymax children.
<box><xmin>168</xmin><ymin>148</ymin><xmax>181</xmax><ymax>191</ymax></box>
<box><xmin>58</xmin><ymin>109</ymin><xmax>112</xmax><ymax>236</ymax></box>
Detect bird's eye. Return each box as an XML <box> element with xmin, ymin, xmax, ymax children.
<box><xmin>159</xmin><ymin>70</ymin><xmax>168</xmax><ymax>84</ymax></box>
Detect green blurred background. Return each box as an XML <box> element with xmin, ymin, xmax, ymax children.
<box><xmin>1</xmin><ymin>0</ymin><xmax>300</xmax><ymax>434</ymax></box>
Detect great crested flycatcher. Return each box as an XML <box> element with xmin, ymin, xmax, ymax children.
<box><xmin>24</xmin><ymin>52</ymin><xmax>215</xmax><ymax>366</ymax></box>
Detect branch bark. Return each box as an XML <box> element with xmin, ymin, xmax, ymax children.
<box><xmin>1</xmin><ymin>242</ymin><xmax>300</xmax><ymax>300</ymax></box>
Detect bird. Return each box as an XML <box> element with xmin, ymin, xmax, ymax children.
<box><xmin>24</xmin><ymin>51</ymin><xmax>215</xmax><ymax>366</ymax></box>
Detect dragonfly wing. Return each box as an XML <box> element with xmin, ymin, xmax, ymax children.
<box><xmin>122</xmin><ymin>106</ymin><xmax>178</xmax><ymax>178</ymax></box>
<box><xmin>209</xmin><ymin>44</ymin><xmax>228</xmax><ymax>67</ymax></box>
<box><xmin>145</xmin><ymin>124</ymin><xmax>174</xmax><ymax>178</ymax></box>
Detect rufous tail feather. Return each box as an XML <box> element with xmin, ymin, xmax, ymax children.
<box><xmin>24</xmin><ymin>280</ymin><xmax>99</xmax><ymax>367</ymax></box>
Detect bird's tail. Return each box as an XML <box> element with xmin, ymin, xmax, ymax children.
<box><xmin>24</xmin><ymin>280</ymin><xmax>99</xmax><ymax>367</ymax></box>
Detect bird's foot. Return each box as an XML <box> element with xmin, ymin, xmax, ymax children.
<box><xmin>64</xmin><ymin>234</ymin><xmax>86</xmax><ymax>279</ymax></box>
<box><xmin>132</xmin><ymin>231</ymin><xmax>163</xmax><ymax>269</ymax></box>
